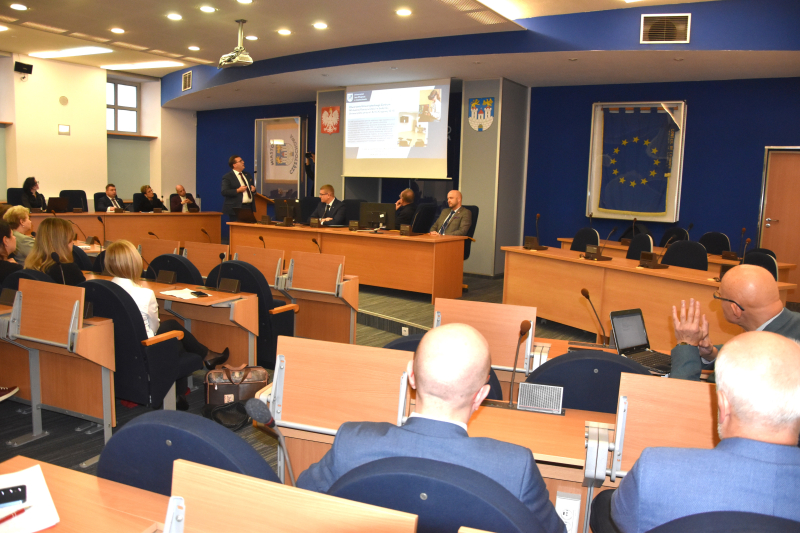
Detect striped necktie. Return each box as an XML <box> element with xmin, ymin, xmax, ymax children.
<box><xmin>439</xmin><ymin>210</ymin><xmax>456</xmax><ymax>235</ymax></box>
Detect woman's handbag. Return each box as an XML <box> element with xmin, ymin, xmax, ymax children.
<box><xmin>205</xmin><ymin>363</ymin><xmax>269</xmax><ymax>405</ymax></box>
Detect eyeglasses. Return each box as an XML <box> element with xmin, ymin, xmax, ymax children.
<box><xmin>713</xmin><ymin>290</ymin><xmax>745</xmax><ymax>311</ymax></box>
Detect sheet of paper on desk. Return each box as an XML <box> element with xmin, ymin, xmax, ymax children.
<box><xmin>0</xmin><ymin>465</ymin><xmax>59</xmax><ymax>532</ymax></box>
<box><xmin>159</xmin><ymin>289</ymin><xmax>198</xmax><ymax>300</ymax></box>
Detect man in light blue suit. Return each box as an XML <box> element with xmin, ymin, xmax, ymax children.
<box><xmin>593</xmin><ymin>331</ymin><xmax>800</xmax><ymax>533</ymax></box>
<box><xmin>297</xmin><ymin>323</ymin><xmax>566</xmax><ymax>533</ymax></box>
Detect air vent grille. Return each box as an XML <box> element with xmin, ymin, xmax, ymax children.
<box><xmin>641</xmin><ymin>14</ymin><xmax>691</xmax><ymax>44</ymax></box>
<box><xmin>466</xmin><ymin>10</ymin><xmax>506</xmax><ymax>25</ymax></box>
<box><xmin>182</xmin><ymin>71</ymin><xmax>192</xmax><ymax>92</ymax></box>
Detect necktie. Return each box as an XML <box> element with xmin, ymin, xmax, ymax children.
<box><xmin>440</xmin><ymin>210</ymin><xmax>455</xmax><ymax>235</ymax></box>
<box><xmin>240</xmin><ymin>173</ymin><xmax>252</xmax><ymax>199</ymax></box>
<box><xmin>324</xmin><ymin>204</ymin><xmax>331</xmax><ymax>218</ymax></box>
<box><xmin>112</xmin><ymin>198</ymin><xmax>120</xmax><ymax>209</ymax></box>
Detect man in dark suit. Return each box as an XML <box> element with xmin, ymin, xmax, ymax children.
<box><xmin>171</xmin><ymin>184</ymin><xmax>199</xmax><ymax>212</ymax></box>
<box><xmin>429</xmin><ymin>190</ymin><xmax>471</xmax><ymax>236</ymax></box>
<box><xmin>297</xmin><ymin>323</ymin><xmax>566</xmax><ymax>533</ymax></box>
<box><xmin>221</xmin><ymin>155</ymin><xmax>256</xmax><ymax>221</ymax></box>
<box><xmin>591</xmin><ymin>331</ymin><xmax>800</xmax><ymax>533</ymax></box>
<box><xmin>669</xmin><ymin>264</ymin><xmax>800</xmax><ymax>382</ymax></box>
<box><xmin>308</xmin><ymin>184</ymin><xmax>346</xmax><ymax>226</ymax></box>
<box><xmin>96</xmin><ymin>184</ymin><xmax>126</xmax><ymax>212</ymax></box>
<box><xmin>395</xmin><ymin>188</ymin><xmax>416</xmax><ymax>229</ymax></box>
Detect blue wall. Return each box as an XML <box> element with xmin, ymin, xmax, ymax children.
<box><xmin>526</xmin><ymin>77</ymin><xmax>800</xmax><ymax>249</ymax></box>
<box><xmin>196</xmin><ymin>102</ymin><xmax>316</xmax><ymax>237</ymax></box>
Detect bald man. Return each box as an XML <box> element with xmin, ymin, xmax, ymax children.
<box><xmin>296</xmin><ymin>324</ymin><xmax>565</xmax><ymax>533</ymax></box>
<box><xmin>429</xmin><ymin>190</ymin><xmax>472</xmax><ymax>236</ymax></box>
<box><xmin>170</xmin><ymin>184</ymin><xmax>199</xmax><ymax>212</ymax></box>
<box><xmin>591</xmin><ymin>331</ymin><xmax>800</xmax><ymax>533</ymax></box>
<box><xmin>670</xmin><ymin>264</ymin><xmax>800</xmax><ymax>381</ymax></box>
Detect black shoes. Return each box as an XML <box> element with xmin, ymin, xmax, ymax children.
<box><xmin>203</xmin><ymin>348</ymin><xmax>230</xmax><ymax>370</ymax></box>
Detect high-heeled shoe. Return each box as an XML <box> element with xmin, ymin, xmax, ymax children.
<box><xmin>204</xmin><ymin>348</ymin><xmax>230</xmax><ymax>370</ymax></box>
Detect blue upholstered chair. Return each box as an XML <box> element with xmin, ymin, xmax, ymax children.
<box><xmin>299</xmin><ymin>196</ymin><xmax>321</xmax><ymax>222</ymax></box>
<box><xmin>97</xmin><ymin>410</ymin><xmax>280</xmax><ymax>496</ymax></box>
<box><xmin>463</xmin><ymin>205</ymin><xmax>479</xmax><ymax>261</ymax></box>
<box><xmin>647</xmin><ymin>511</ymin><xmax>800</xmax><ymax>533</ymax></box>
<box><xmin>6</xmin><ymin>188</ymin><xmax>23</xmax><ymax>207</ymax></box>
<box><xmin>2</xmin><ymin>269</ymin><xmax>54</xmax><ymax>290</ymax></box>
<box><xmin>659</xmin><ymin>227</ymin><xmax>690</xmax><ymax>248</ymax></box>
<box><xmin>661</xmin><ymin>240</ymin><xmax>709</xmax><ymax>271</ymax></box>
<box><xmin>93</xmin><ymin>192</ymin><xmax>106</xmax><ymax>212</ymax></box>
<box><xmin>698</xmin><ymin>231</ymin><xmax>731</xmax><ymax>255</ymax></box>
<box><xmin>341</xmin><ymin>198</ymin><xmax>365</xmax><ymax>223</ymax></box>
<box><xmin>570</xmin><ymin>227</ymin><xmax>600</xmax><ymax>252</ymax></box>
<box><xmin>71</xmin><ymin>246</ymin><xmax>94</xmax><ymax>271</ymax></box>
<box><xmin>412</xmin><ymin>203</ymin><xmax>437</xmax><ymax>233</ymax></box>
<box><xmin>131</xmin><ymin>192</ymin><xmax>145</xmax><ymax>212</ymax></box>
<box><xmin>626</xmin><ymin>233</ymin><xmax>653</xmax><ymax>260</ymax></box>
<box><xmin>146</xmin><ymin>254</ymin><xmax>204</xmax><ymax>285</ymax></box>
<box><xmin>328</xmin><ymin>457</ymin><xmax>540</xmax><ymax>533</ymax></box>
<box><xmin>59</xmin><ymin>190</ymin><xmax>88</xmax><ymax>212</ymax></box>
<box><xmin>743</xmin><ymin>251</ymin><xmax>779</xmax><ymax>281</ymax></box>
<box><xmin>747</xmin><ymin>247</ymin><xmax>776</xmax><ymax>259</ymax></box>
<box><xmin>619</xmin><ymin>223</ymin><xmax>650</xmax><ymax>242</ymax></box>
<box><xmin>524</xmin><ymin>349</ymin><xmax>650</xmax><ymax>414</ymax></box>
<box><xmin>91</xmin><ymin>250</ymin><xmax>107</xmax><ymax>274</ymax></box>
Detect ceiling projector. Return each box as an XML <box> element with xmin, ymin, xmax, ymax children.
<box><xmin>219</xmin><ymin>19</ymin><xmax>253</xmax><ymax>68</ymax></box>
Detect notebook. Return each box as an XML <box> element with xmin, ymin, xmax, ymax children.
<box><xmin>610</xmin><ymin>308</ymin><xmax>671</xmax><ymax>374</ymax></box>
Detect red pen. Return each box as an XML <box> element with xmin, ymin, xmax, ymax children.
<box><xmin>0</xmin><ymin>505</ymin><xmax>30</xmax><ymax>525</ymax></box>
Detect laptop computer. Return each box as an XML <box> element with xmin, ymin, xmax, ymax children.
<box><xmin>610</xmin><ymin>308</ymin><xmax>671</xmax><ymax>374</ymax></box>
<box><xmin>47</xmin><ymin>197</ymin><xmax>70</xmax><ymax>213</ymax></box>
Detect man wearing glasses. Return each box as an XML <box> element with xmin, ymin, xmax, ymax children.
<box><xmin>670</xmin><ymin>264</ymin><xmax>800</xmax><ymax>381</ymax></box>
<box><xmin>308</xmin><ymin>184</ymin><xmax>346</xmax><ymax>226</ymax></box>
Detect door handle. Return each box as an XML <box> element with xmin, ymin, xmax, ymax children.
<box><xmin>766</xmin><ymin>218</ymin><xmax>780</xmax><ymax>222</ymax></box>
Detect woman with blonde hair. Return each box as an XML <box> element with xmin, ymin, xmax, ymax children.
<box><xmin>24</xmin><ymin>217</ymin><xmax>85</xmax><ymax>285</ymax></box>
<box><xmin>104</xmin><ymin>240</ymin><xmax>229</xmax><ymax>408</ymax></box>
<box><xmin>3</xmin><ymin>205</ymin><xmax>35</xmax><ymax>263</ymax></box>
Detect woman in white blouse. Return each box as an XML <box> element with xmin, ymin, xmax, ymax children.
<box><xmin>104</xmin><ymin>240</ymin><xmax>229</xmax><ymax>409</ymax></box>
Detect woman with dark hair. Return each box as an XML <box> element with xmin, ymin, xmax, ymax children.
<box><xmin>25</xmin><ymin>217</ymin><xmax>85</xmax><ymax>285</ymax></box>
<box><xmin>0</xmin><ymin>220</ymin><xmax>22</xmax><ymax>283</ymax></box>
<box><xmin>21</xmin><ymin>177</ymin><xmax>47</xmax><ymax>210</ymax></box>
<box><xmin>138</xmin><ymin>185</ymin><xmax>166</xmax><ymax>212</ymax></box>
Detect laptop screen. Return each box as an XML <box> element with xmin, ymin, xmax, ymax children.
<box><xmin>611</xmin><ymin>310</ymin><xmax>649</xmax><ymax>352</ymax></box>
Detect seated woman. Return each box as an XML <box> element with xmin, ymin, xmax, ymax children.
<box><xmin>24</xmin><ymin>217</ymin><xmax>85</xmax><ymax>285</ymax></box>
<box><xmin>138</xmin><ymin>186</ymin><xmax>166</xmax><ymax>212</ymax></box>
<box><xmin>21</xmin><ymin>177</ymin><xmax>47</xmax><ymax>211</ymax></box>
<box><xmin>0</xmin><ymin>220</ymin><xmax>23</xmax><ymax>283</ymax></box>
<box><xmin>3</xmin><ymin>206</ymin><xmax>35</xmax><ymax>264</ymax></box>
<box><xmin>104</xmin><ymin>240</ymin><xmax>229</xmax><ymax>408</ymax></box>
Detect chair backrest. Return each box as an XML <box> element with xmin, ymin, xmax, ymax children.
<box><xmin>619</xmin><ymin>223</ymin><xmax>650</xmax><ymax>242</ymax></box>
<box><xmin>131</xmin><ymin>192</ymin><xmax>145</xmax><ymax>212</ymax></box>
<box><xmin>91</xmin><ymin>250</ymin><xmax>107</xmax><ymax>273</ymax></box>
<box><xmin>659</xmin><ymin>227</ymin><xmax>690</xmax><ymax>248</ymax></box>
<box><xmin>234</xmin><ymin>246</ymin><xmax>284</xmax><ymax>286</ymax></box>
<box><xmin>182</xmin><ymin>241</ymin><xmax>230</xmax><ymax>278</ymax></box>
<box><xmin>71</xmin><ymin>245</ymin><xmax>94</xmax><ymax>271</ymax></box>
<box><xmin>341</xmin><ymin>198</ymin><xmax>365</xmax><ymax>222</ymax></box>
<box><xmin>328</xmin><ymin>457</ymin><xmax>538</xmax><ymax>533</ymax></box>
<box><xmin>661</xmin><ymin>240</ymin><xmax>709</xmax><ymax>271</ymax></box>
<box><xmin>17</xmin><ymin>278</ymin><xmax>84</xmax><ymax>346</ymax></box>
<box><xmin>299</xmin><ymin>196</ymin><xmax>321</xmax><ymax>221</ymax></box>
<box><xmin>6</xmin><ymin>188</ymin><xmax>23</xmax><ymax>206</ymax></box>
<box><xmin>93</xmin><ymin>192</ymin><xmax>105</xmax><ymax>212</ymax></box>
<box><xmin>742</xmin><ymin>251</ymin><xmax>779</xmax><ymax>280</ymax></box>
<box><xmin>290</xmin><ymin>251</ymin><xmax>344</xmax><ymax>292</ymax></box>
<box><xmin>147</xmin><ymin>254</ymin><xmax>204</xmax><ymax>285</ymax></box>
<box><xmin>570</xmin><ymin>227</ymin><xmax>600</xmax><ymax>252</ymax></box>
<box><xmin>463</xmin><ymin>205</ymin><xmax>479</xmax><ymax>260</ymax></box>
<box><xmin>411</xmin><ymin>203</ymin><xmax>437</xmax><ymax>233</ymax></box>
<box><xmin>2</xmin><ymin>269</ymin><xmax>54</xmax><ymax>290</ymax></box>
<box><xmin>525</xmin><ymin>350</ymin><xmax>650</xmax><ymax>413</ymax></box>
<box><xmin>698</xmin><ymin>231</ymin><xmax>731</xmax><ymax>255</ymax></box>
<box><xmin>647</xmin><ymin>511</ymin><xmax>800</xmax><ymax>533</ymax></box>
<box><xmin>59</xmin><ymin>190</ymin><xmax>88</xmax><ymax>212</ymax></box>
<box><xmin>97</xmin><ymin>410</ymin><xmax>280</xmax><ymax>496</ymax></box>
<box><xmin>626</xmin><ymin>233</ymin><xmax>653</xmax><ymax>260</ymax></box>
<box><xmin>139</xmin><ymin>239</ymin><xmax>180</xmax><ymax>265</ymax></box>
<box><xmin>169</xmin><ymin>193</ymin><xmax>179</xmax><ymax>211</ymax></box>
<box><xmin>747</xmin><ymin>247</ymin><xmax>776</xmax><ymax>259</ymax></box>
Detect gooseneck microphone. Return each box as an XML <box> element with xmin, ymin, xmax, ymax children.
<box><xmin>588</xmin><ymin>212</ymin><xmax>593</xmax><ymax>226</ymax></box>
<box><xmin>657</xmin><ymin>236</ymin><xmax>676</xmax><ymax>259</ymax></box>
<box><xmin>594</xmin><ymin>227</ymin><xmax>618</xmax><ymax>261</ymax></box>
<box><xmin>51</xmin><ymin>252</ymin><xmax>65</xmax><ymax>285</ymax></box>
<box><xmin>97</xmin><ymin>216</ymin><xmax>106</xmax><ymax>248</ymax></box>
<box><xmin>70</xmin><ymin>220</ymin><xmax>86</xmax><ymax>241</ymax></box>
<box><xmin>311</xmin><ymin>238</ymin><xmax>321</xmax><ymax>254</ymax></box>
<box><xmin>245</xmin><ymin>398</ymin><xmax>295</xmax><ymax>486</ymax></box>
<box><xmin>686</xmin><ymin>223</ymin><xmax>694</xmax><ymax>239</ymax></box>
<box><xmin>737</xmin><ymin>228</ymin><xmax>747</xmax><ymax>258</ymax></box>
<box><xmin>148</xmin><ymin>231</ymin><xmax>159</xmax><ymax>239</ymax></box>
<box><xmin>258</xmin><ymin>235</ymin><xmax>266</xmax><ymax>248</ymax></box>
<box><xmin>581</xmin><ymin>288</ymin><xmax>607</xmax><ymax>347</ymax></box>
<box><xmin>529</xmin><ymin>214</ymin><xmax>547</xmax><ymax>250</ymax></box>
<box><xmin>201</xmin><ymin>228</ymin><xmax>211</xmax><ymax>242</ymax></box>
<box><xmin>509</xmin><ymin>320</ymin><xmax>532</xmax><ymax>408</ymax></box>
<box><xmin>629</xmin><ymin>218</ymin><xmax>637</xmax><ymax>241</ymax></box>
<box><xmin>740</xmin><ymin>238</ymin><xmax>751</xmax><ymax>263</ymax></box>
<box><xmin>215</xmin><ymin>252</ymin><xmax>226</xmax><ymax>289</ymax></box>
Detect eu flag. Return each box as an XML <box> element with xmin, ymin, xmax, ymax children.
<box><xmin>598</xmin><ymin>107</ymin><xmax>677</xmax><ymax>215</ymax></box>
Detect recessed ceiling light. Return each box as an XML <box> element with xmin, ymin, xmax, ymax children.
<box><xmin>674</xmin><ymin>58</ymin><xmax>684</xmax><ymax>61</ymax></box>
<box><xmin>396</xmin><ymin>8</ymin><xmax>412</xmax><ymax>16</ymax></box>
<box><xmin>472</xmin><ymin>61</ymin><xmax>480</xmax><ymax>65</ymax></box>
<box><xmin>237</xmin><ymin>0</ymin><xmax>252</xmax><ymax>3</ymax></box>
<box><xmin>277</xmin><ymin>29</ymin><xmax>291</xmax><ymax>35</ymax></box>
<box><xmin>245</xmin><ymin>35</ymin><xmax>257</xmax><ymax>40</ymax></box>
<box><xmin>321</xmin><ymin>74</ymin><xmax>328</xmax><ymax>77</ymax></box>
<box><xmin>110</xmin><ymin>28</ymin><xmax>124</xmax><ymax>34</ymax></box>
<box><xmin>0</xmin><ymin>26</ymin><xmax>7</xmax><ymax>32</ymax></box>
<box><xmin>9</xmin><ymin>4</ymin><xmax>27</xmax><ymax>11</ymax></box>
<box><xmin>313</xmin><ymin>22</ymin><xmax>327</xmax><ymax>30</ymax></box>
<box><xmin>167</xmin><ymin>13</ymin><xmax>182</xmax><ymax>20</ymax></box>
<box><xmin>568</xmin><ymin>58</ymin><xmax>578</xmax><ymax>61</ymax></box>
<box><xmin>390</xmin><ymin>66</ymin><xmax>398</xmax><ymax>70</ymax></box>
<box><xmin>30</xmin><ymin>46</ymin><xmax>113</xmax><ymax>58</ymax></box>
<box><xmin>188</xmin><ymin>46</ymin><xmax>200</xmax><ymax>51</ymax></box>
<box><xmin>200</xmin><ymin>6</ymin><xmax>216</xmax><ymax>13</ymax></box>
<box><xmin>102</xmin><ymin>60</ymin><xmax>184</xmax><ymax>70</ymax></box>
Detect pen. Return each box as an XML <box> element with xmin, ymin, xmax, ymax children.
<box><xmin>0</xmin><ymin>505</ymin><xmax>30</xmax><ymax>525</ymax></box>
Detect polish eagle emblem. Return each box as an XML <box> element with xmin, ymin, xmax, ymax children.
<box><xmin>321</xmin><ymin>106</ymin><xmax>340</xmax><ymax>134</ymax></box>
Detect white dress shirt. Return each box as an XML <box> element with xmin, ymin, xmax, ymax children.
<box><xmin>112</xmin><ymin>277</ymin><xmax>159</xmax><ymax>338</ymax></box>
<box><xmin>235</xmin><ymin>171</ymin><xmax>252</xmax><ymax>204</ymax></box>
<box><xmin>179</xmin><ymin>195</ymin><xmax>189</xmax><ymax>212</ymax></box>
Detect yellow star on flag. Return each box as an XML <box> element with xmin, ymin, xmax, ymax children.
<box><xmin>633</xmin><ymin>137</ymin><xmax>639</xmax><ymax>142</ymax></box>
<box><xmin>651</xmin><ymin>148</ymin><xmax>658</xmax><ymax>154</ymax></box>
<box><xmin>654</xmin><ymin>160</ymin><xmax>660</xmax><ymax>166</ymax></box>
<box><xmin>622</xmin><ymin>140</ymin><xmax>628</xmax><ymax>146</ymax></box>
<box><xmin>614</xmin><ymin>148</ymin><xmax>620</xmax><ymax>154</ymax></box>
<box><xmin>641</xmin><ymin>178</ymin><xmax>648</xmax><ymax>185</ymax></box>
<box><xmin>619</xmin><ymin>177</ymin><xmax>626</xmax><ymax>183</ymax></box>
<box><xmin>644</xmin><ymin>140</ymin><xmax>651</xmax><ymax>146</ymax></box>
<box><xmin>612</xmin><ymin>169</ymin><xmax>619</xmax><ymax>175</ymax></box>
<box><xmin>650</xmin><ymin>170</ymin><xmax>657</xmax><ymax>177</ymax></box>
<box><xmin>630</xmin><ymin>181</ymin><xmax>636</xmax><ymax>187</ymax></box>
<box><xmin>610</xmin><ymin>158</ymin><xmax>617</xmax><ymax>165</ymax></box>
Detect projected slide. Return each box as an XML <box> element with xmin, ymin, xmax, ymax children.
<box><xmin>343</xmin><ymin>79</ymin><xmax>450</xmax><ymax>180</ymax></box>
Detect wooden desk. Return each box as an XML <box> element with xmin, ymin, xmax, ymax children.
<box><xmin>32</xmin><ymin>212</ymin><xmax>222</xmax><ymax>247</ymax></box>
<box><xmin>502</xmin><ymin>246</ymin><xmax>797</xmax><ymax>351</ymax></box>
<box><xmin>557</xmin><ymin>237</ymin><xmax>796</xmax><ymax>282</ymax></box>
<box><xmin>229</xmin><ymin>222</ymin><xmax>465</xmax><ymax>303</ymax></box>
<box><xmin>0</xmin><ymin>456</ymin><xmax>168</xmax><ymax>533</ymax></box>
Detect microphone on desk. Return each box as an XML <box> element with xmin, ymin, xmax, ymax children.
<box><xmin>686</xmin><ymin>223</ymin><xmax>694</xmax><ymax>239</ymax></box>
<box><xmin>245</xmin><ymin>398</ymin><xmax>295</xmax><ymax>486</ymax></box>
<box><xmin>215</xmin><ymin>252</ymin><xmax>226</xmax><ymax>289</ymax></box>
<box><xmin>656</xmin><ymin>236</ymin><xmax>675</xmax><ymax>261</ymax></box>
<box><xmin>508</xmin><ymin>320</ymin><xmax>532</xmax><ymax>408</ymax></box>
<box><xmin>258</xmin><ymin>235</ymin><xmax>266</xmax><ymax>249</ymax></box>
<box><xmin>581</xmin><ymin>288</ymin><xmax>607</xmax><ymax>347</ymax></box>
<box><xmin>51</xmin><ymin>252</ymin><xmax>66</xmax><ymax>285</ymax></box>
<box><xmin>31</xmin><ymin>231</ymin><xmax>36</xmax><ymax>238</ymax></box>
<box><xmin>528</xmin><ymin>214</ymin><xmax>547</xmax><ymax>250</ymax></box>
<box><xmin>97</xmin><ymin>216</ymin><xmax>106</xmax><ymax>249</ymax></box>
<box><xmin>311</xmin><ymin>238</ymin><xmax>321</xmax><ymax>254</ymax></box>
<box><xmin>148</xmin><ymin>231</ymin><xmax>159</xmax><ymax>239</ymax></box>
<box><xmin>70</xmin><ymin>220</ymin><xmax>87</xmax><ymax>241</ymax></box>
<box><xmin>740</xmin><ymin>238</ymin><xmax>751</xmax><ymax>263</ymax></box>
<box><xmin>588</xmin><ymin>212</ymin><xmax>593</xmax><ymax>226</ymax></box>
<box><xmin>630</xmin><ymin>217</ymin><xmax>637</xmax><ymax>239</ymax></box>
<box><xmin>50</xmin><ymin>210</ymin><xmax>58</xmax><ymax>217</ymax></box>
<box><xmin>201</xmin><ymin>228</ymin><xmax>211</xmax><ymax>242</ymax></box>
<box><xmin>593</xmin><ymin>227</ymin><xmax>617</xmax><ymax>261</ymax></box>
<box><xmin>737</xmin><ymin>228</ymin><xmax>747</xmax><ymax>258</ymax></box>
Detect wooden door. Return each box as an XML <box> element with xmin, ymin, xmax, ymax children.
<box><xmin>760</xmin><ymin>150</ymin><xmax>800</xmax><ymax>302</ymax></box>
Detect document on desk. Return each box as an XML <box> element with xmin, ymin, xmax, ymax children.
<box><xmin>160</xmin><ymin>289</ymin><xmax>198</xmax><ymax>300</ymax></box>
<box><xmin>0</xmin><ymin>465</ymin><xmax>59</xmax><ymax>532</ymax></box>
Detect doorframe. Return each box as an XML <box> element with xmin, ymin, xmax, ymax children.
<box><xmin>758</xmin><ymin>146</ymin><xmax>800</xmax><ymax>246</ymax></box>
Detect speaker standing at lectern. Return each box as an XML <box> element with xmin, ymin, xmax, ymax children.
<box><xmin>221</xmin><ymin>155</ymin><xmax>256</xmax><ymax>222</ymax></box>
<box><xmin>296</xmin><ymin>324</ymin><xmax>566</xmax><ymax>533</ymax></box>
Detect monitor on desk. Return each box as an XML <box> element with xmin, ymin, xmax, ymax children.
<box><xmin>359</xmin><ymin>202</ymin><xmax>395</xmax><ymax>230</ymax></box>
<box><xmin>275</xmin><ymin>199</ymin><xmax>302</xmax><ymax>223</ymax></box>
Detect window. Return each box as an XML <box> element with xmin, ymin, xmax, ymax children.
<box><xmin>106</xmin><ymin>81</ymin><xmax>140</xmax><ymax>134</ymax></box>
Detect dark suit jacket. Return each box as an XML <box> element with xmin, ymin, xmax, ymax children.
<box><xmin>430</xmin><ymin>206</ymin><xmax>472</xmax><ymax>236</ymax></box>
<box><xmin>170</xmin><ymin>193</ymin><xmax>198</xmax><ymax>212</ymax></box>
<box><xmin>221</xmin><ymin>170</ymin><xmax>255</xmax><ymax>215</ymax></box>
<box><xmin>96</xmin><ymin>195</ymin><xmax>126</xmax><ymax>212</ymax></box>
<box><xmin>395</xmin><ymin>203</ymin><xmax>416</xmax><ymax>229</ymax></box>
<box><xmin>309</xmin><ymin>198</ymin><xmax>346</xmax><ymax>226</ymax></box>
<box><xmin>296</xmin><ymin>417</ymin><xmax>566</xmax><ymax>533</ymax></box>
<box><xmin>611</xmin><ymin>438</ymin><xmax>800</xmax><ymax>533</ymax></box>
<box><xmin>138</xmin><ymin>196</ymin><xmax>166</xmax><ymax>212</ymax></box>
<box><xmin>21</xmin><ymin>191</ymin><xmax>47</xmax><ymax>210</ymax></box>
<box><xmin>46</xmin><ymin>262</ymin><xmax>86</xmax><ymax>286</ymax></box>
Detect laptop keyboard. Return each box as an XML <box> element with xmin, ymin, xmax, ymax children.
<box><xmin>627</xmin><ymin>349</ymin><xmax>671</xmax><ymax>372</ymax></box>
